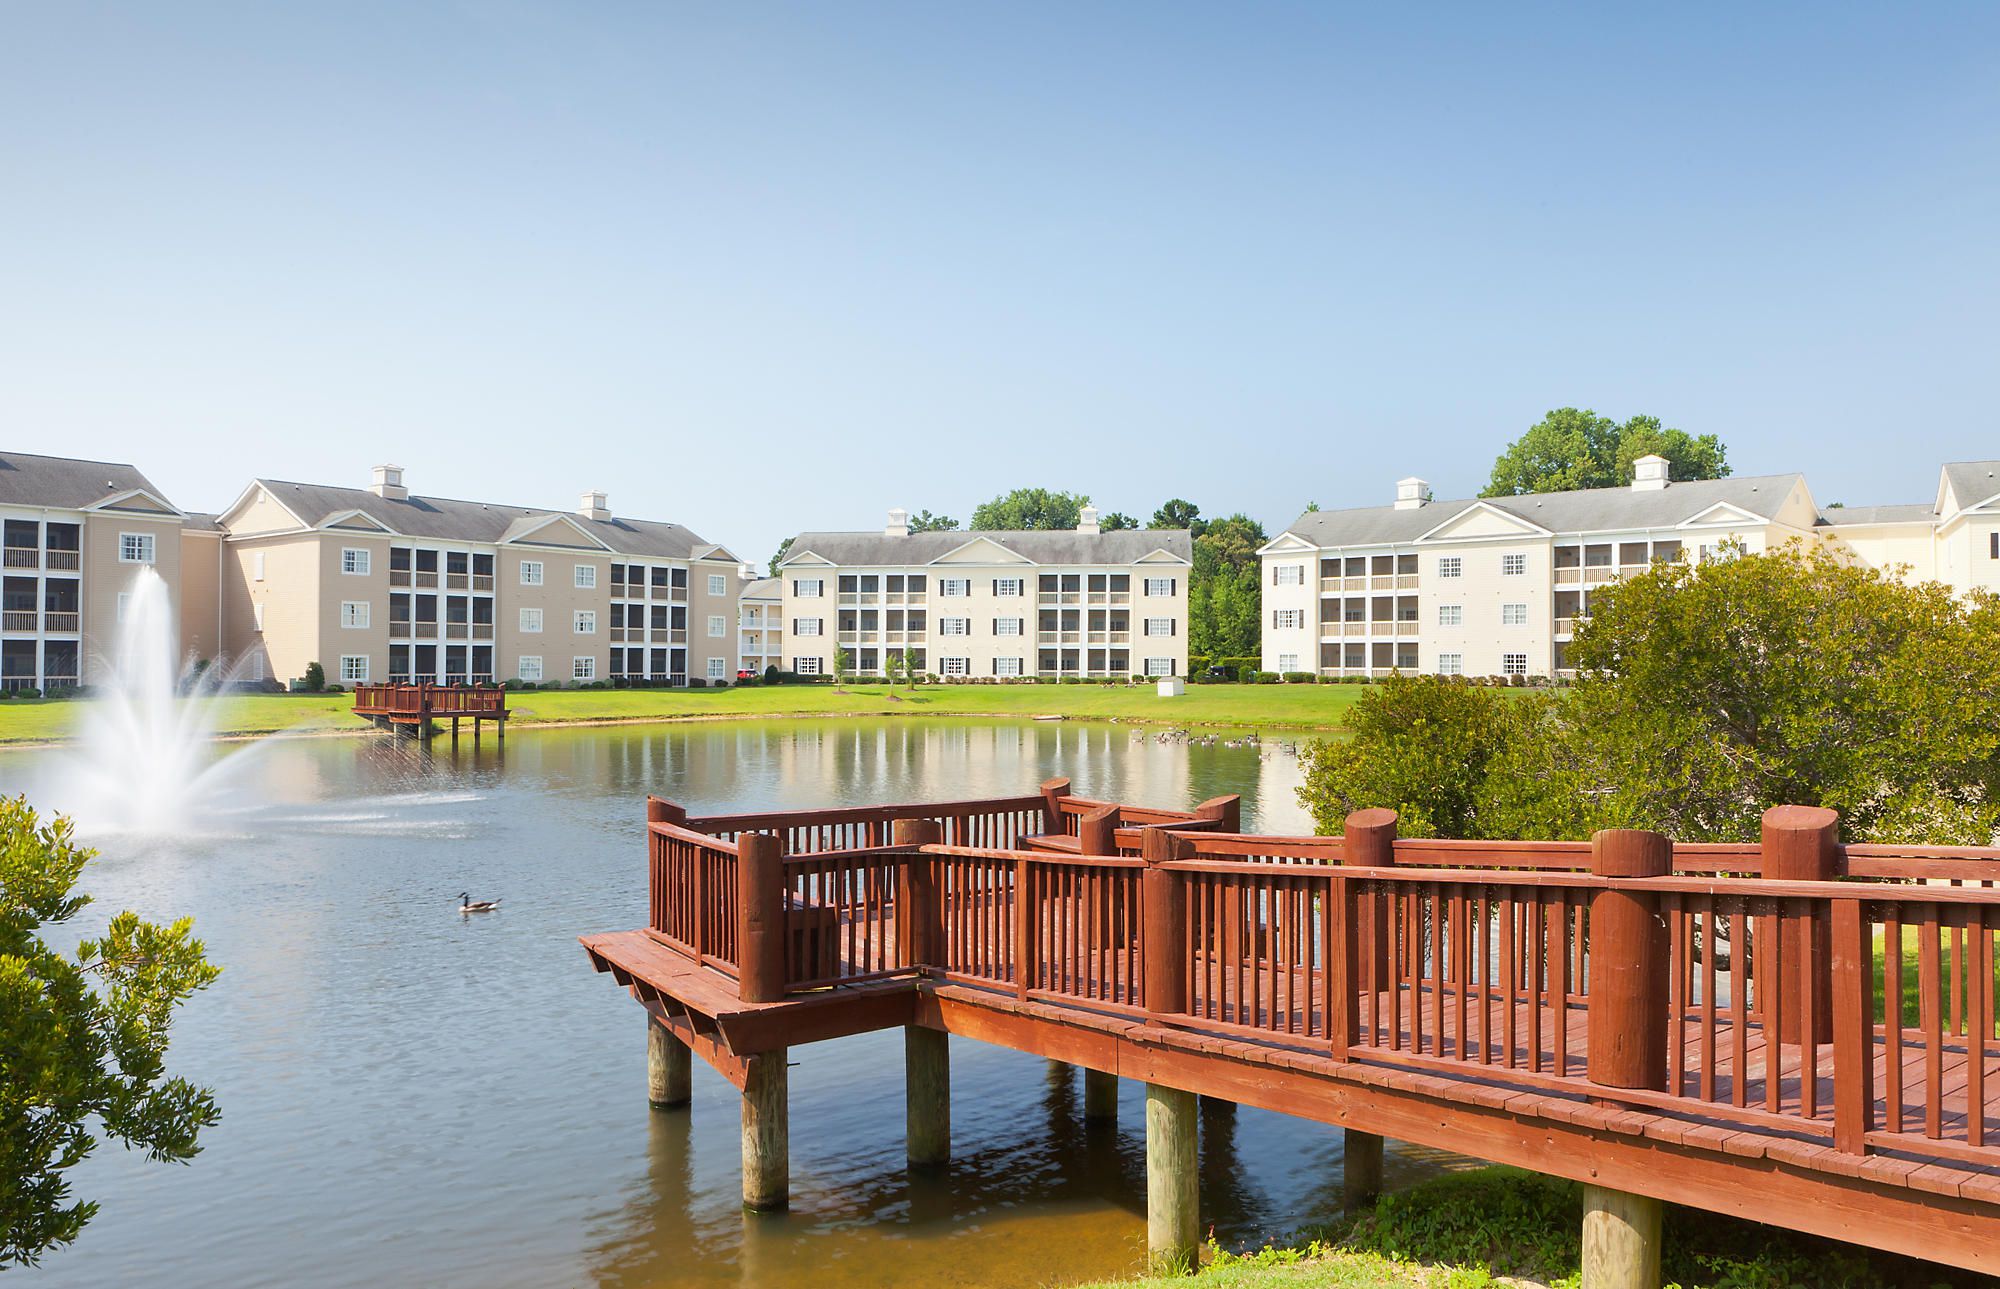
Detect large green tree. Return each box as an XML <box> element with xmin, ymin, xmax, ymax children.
<box><xmin>1</xmin><ymin>799</ymin><xmax>221</xmax><ymax>1266</ymax></box>
<box><xmin>1483</xmin><ymin>408</ymin><xmax>1730</xmax><ymax>497</ymax></box>
<box><xmin>970</xmin><ymin>488</ymin><xmax>1090</xmax><ymax>531</ymax></box>
<box><xmin>766</xmin><ymin>537</ymin><xmax>793</xmax><ymax>577</ymax></box>
<box><xmin>907</xmin><ymin>509</ymin><xmax>959</xmax><ymax>534</ymax></box>
<box><xmin>1149</xmin><ymin>499</ymin><xmax>1204</xmax><ymax>535</ymax></box>
<box><xmin>1186</xmin><ymin>512</ymin><xmax>1267</xmax><ymax>659</ymax></box>
<box><xmin>1300</xmin><ymin>544</ymin><xmax>2000</xmax><ymax>844</ymax></box>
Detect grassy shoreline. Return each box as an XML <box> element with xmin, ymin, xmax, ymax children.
<box><xmin>0</xmin><ymin>682</ymin><xmax>1363</xmax><ymax>746</ymax></box>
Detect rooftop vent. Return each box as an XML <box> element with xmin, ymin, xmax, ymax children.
<box><xmin>1076</xmin><ymin>505</ymin><xmax>1101</xmax><ymax>535</ymax></box>
<box><xmin>885</xmin><ymin>508</ymin><xmax>910</xmax><ymax>537</ymax></box>
<box><xmin>1394</xmin><ymin>477</ymin><xmax>1431</xmax><ymax>511</ymax></box>
<box><xmin>370</xmin><ymin>464</ymin><xmax>407</xmax><ymax>501</ymax></box>
<box><xmin>1631</xmin><ymin>454</ymin><xmax>1670</xmax><ymax>492</ymax></box>
<box><xmin>579</xmin><ymin>490</ymin><xmax>611</xmax><ymax>522</ymax></box>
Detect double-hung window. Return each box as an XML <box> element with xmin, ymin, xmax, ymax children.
<box><xmin>993</xmin><ymin>657</ymin><xmax>1023</xmax><ymax>676</ymax></box>
<box><xmin>941</xmin><ymin>656</ymin><xmax>970</xmax><ymax>676</ymax></box>
<box><xmin>1501</xmin><ymin>553</ymin><xmax>1527</xmax><ymax>576</ymax></box>
<box><xmin>1277</xmin><ymin>653</ymin><xmax>1299</xmax><ymax>672</ymax></box>
<box><xmin>342</xmin><ymin>547</ymin><xmax>371</xmax><ymax>575</ymax></box>
<box><xmin>520</xmin><ymin>607</ymin><xmax>543</xmax><ymax>633</ymax></box>
<box><xmin>993</xmin><ymin>617</ymin><xmax>1023</xmax><ymax>636</ymax></box>
<box><xmin>574</xmin><ymin>610</ymin><xmax>597</xmax><ymax>635</ymax></box>
<box><xmin>939</xmin><ymin>617</ymin><xmax>970</xmax><ymax>636</ymax></box>
<box><xmin>1437</xmin><ymin>653</ymin><xmax>1463</xmax><ymax>676</ymax></box>
<box><xmin>574</xmin><ymin>564</ymin><xmax>597</xmax><ymax>589</ymax></box>
<box><xmin>940</xmin><ymin>578</ymin><xmax>970</xmax><ymax>597</ymax></box>
<box><xmin>517</xmin><ymin>656</ymin><xmax>543</xmax><ymax>682</ymax></box>
<box><xmin>707</xmin><ymin>615</ymin><xmax>726</xmax><ymax>637</ymax></box>
<box><xmin>1501</xmin><ymin>603</ymin><xmax>1528</xmax><ymax>627</ymax></box>
<box><xmin>119</xmin><ymin>532</ymin><xmax>155</xmax><ymax>564</ymax></box>
<box><xmin>1144</xmin><ymin>617</ymin><xmax>1175</xmax><ymax>637</ymax></box>
<box><xmin>1271</xmin><ymin>609</ymin><xmax>1304</xmax><ymax>630</ymax></box>
<box><xmin>340</xmin><ymin>601</ymin><xmax>370</xmax><ymax>629</ymax></box>
<box><xmin>992</xmin><ymin>578</ymin><xmax>1023</xmax><ymax>597</ymax></box>
<box><xmin>1272</xmin><ymin>564</ymin><xmax>1304</xmax><ymax>586</ymax></box>
<box><xmin>1437</xmin><ymin>556</ymin><xmax>1462</xmax><ymax>579</ymax></box>
<box><xmin>793</xmin><ymin>617</ymin><xmax>822</xmax><ymax>636</ymax></box>
<box><xmin>1438</xmin><ymin>605</ymin><xmax>1463</xmax><ymax>627</ymax></box>
<box><xmin>708</xmin><ymin>574</ymin><xmax>728</xmax><ymax>596</ymax></box>
<box><xmin>1501</xmin><ymin>653</ymin><xmax>1527</xmax><ymax>676</ymax></box>
<box><xmin>520</xmin><ymin>561</ymin><xmax>544</xmax><ymax>586</ymax></box>
<box><xmin>794</xmin><ymin>578</ymin><xmax>823</xmax><ymax>597</ymax></box>
<box><xmin>1143</xmin><ymin>577</ymin><xmax>1175</xmax><ymax>597</ymax></box>
<box><xmin>706</xmin><ymin>657</ymin><xmax>727</xmax><ymax>679</ymax></box>
<box><xmin>340</xmin><ymin>655</ymin><xmax>369</xmax><ymax>683</ymax></box>
<box><xmin>573</xmin><ymin>656</ymin><xmax>597</xmax><ymax>681</ymax></box>
<box><xmin>1144</xmin><ymin>657</ymin><xmax>1174</xmax><ymax>677</ymax></box>
<box><xmin>795</xmin><ymin>657</ymin><xmax>822</xmax><ymax>675</ymax></box>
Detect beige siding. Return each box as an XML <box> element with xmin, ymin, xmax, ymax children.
<box><xmin>81</xmin><ymin>511</ymin><xmax>185</xmax><ymax>677</ymax></box>
<box><xmin>179</xmin><ymin>530</ymin><xmax>224</xmax><ymax>663</ymax></box>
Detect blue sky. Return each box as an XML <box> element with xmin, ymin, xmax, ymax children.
<box><xmin>2</xmin><ymin>3</ymin><xmax>1995</xmax><ymax>564</ymax></box>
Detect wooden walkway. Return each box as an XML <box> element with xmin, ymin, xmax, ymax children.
<box><xmin>581</xmin><ymin>784</ymin><xmax>2000</xmax><ymax>1276</ymax></box>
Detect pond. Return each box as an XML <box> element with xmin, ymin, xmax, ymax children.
<box><xmin>6</xmin><ymin>718</ymin><xmax>1449</xmax><ymax>1288</ymax></box>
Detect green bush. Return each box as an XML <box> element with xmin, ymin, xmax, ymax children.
<box><xmin>1253</xmin><ymin>671</ymin><xmax>1280</xmax><ymax>684</ymax></box>
<box><xmin>303</xmin><ymin>661</ymin><xmax>325</xmax><ymax>692</ymax></box>
<box><xmin>1282</xmin><ymin>671</ymin><xmax>1316</xmax><ymax>684</ymax></box>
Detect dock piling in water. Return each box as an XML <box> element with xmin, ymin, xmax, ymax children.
<box><xmin>1146</xmin><ymin>1083</ymin><xmax>1200</xmax><ymax>1274</ymax></box>
<box><xmin>741</xmin><ymin>1050</ymin><xmax>788</xmax><ymax>1210</ymax></box>
<box><xmin>647</xmin><ymin>1018</ymin><xmax>691</xmax><ymax>1108</ymax></box>
<box><xmin>906</xmin><ymin>1026</ymin><xmax>950</xmax><ymax>1166</ymax></box>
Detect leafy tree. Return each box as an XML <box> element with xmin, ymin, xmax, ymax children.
<box><xmin>1298</xmin><ymin>677</ymin><xmax>1542</xmax><ymax>838</ymax></box>
<box><xmin>1149</xmin><ymin>499</ymin><xmax>1203</xmax><ymax>535</ymax></box>
<box><xmin>1099</xmin><ymin>511</ymin><xmax>1138</xmax><ymax>531</ymax></box>
<box><xmin>969</xmin><ymin>489</ymin><xmax>1090</xmax><ymax>531</ymax></box>
<box><xmin>1299</xmin><ymin>544</ymin><xmax>2000</xmax><ymax>846</ymax></box>
<box><xmin>832</xmin><ymin>646</ymin><xmax>851</xmax><ymax>689</ymax></box>
<box><xmin>1186</xmin><ymin>513</ymin><xmax>1269</xmax><ymax>658</ymax></box>
<box><xmin>767</xmin><ymin>537</ymin><xmax>794</xmax><ymax>578</ymax></box>
<box><xmin>907</xmin><ymin>510</ymin><xmax>959</xmax><ymax>534</ymax></box>
<box><xmin>1</xmin><ymin>798</ymin><xmax>221</xmax><ymax>1266</ymax></box>
<box><xmin>1483</xmin><ymin>408</ymin><xmax>1729</xmax><ymax>497</ymax></box>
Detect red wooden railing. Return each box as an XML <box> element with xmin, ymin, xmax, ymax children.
<box><xmin>637</xmin><ymin>786</ymin><xmax>2000</xmax><ymax>1169</ymax></box>
<box><xmin>352</xmin><ymin>682</ymin><xmax>505</xmax><ymax>716</ymax></box>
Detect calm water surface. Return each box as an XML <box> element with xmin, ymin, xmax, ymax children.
<box><xmin>5</xmin><ymin>718</ymin><xmax>1449</xmax><ymax>1288</ymax></box>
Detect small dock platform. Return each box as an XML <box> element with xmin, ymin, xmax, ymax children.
<box><xmin>581</xmin><ymin>781</ymin><xmax>2000</xmax><ymax>1283</ymax></box>
<box><xmin>351</xmin><ymin>681</ymin><xmax>506</xmax><ymax>744</ymax></box>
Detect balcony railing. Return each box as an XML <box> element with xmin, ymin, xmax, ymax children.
<box><xmin>472</xmin><ymin>575</ymin><xmax>494</xmax><ymax>592</ymax></box>
<box><xmin>2</xmin><ymin>611</ymin><xmax>35</xmax><ymax>631</ymax></box>
<box><xmin>414</xmin><ymin>571</ymin><xmax>439</xmax><ymax>588</ymax></box>
<box><xmin>44</xmin><ymin>612</ymin><xmax>78</xmax><ymax>633</ymax></box>
<box><xmin>446</xmin><ymin>573</ymin><xmax>469</xmax><ymax>590</ymax></box>
<box><xmin>412</xmin><ymin>621</ymin><xmax>439</xmax><ymax>639</ymax></box>
<box><xmin>1555</xmin><ymin>616</ymin><xmax>1575</xmax><ymax>635</ymax></box>
<box><xmin>1554</xmin><ymin>567</ymin><xmax>1581</xmax><ymax>584</ymax></box>
<box><xmin>471</xmin><ymin>624</ymin><xmax>494</xmax><ymax>640</ymax></box>
<box><xmin>44</xmin><ymin>550</ymin><xmax>79</xmax><ymax>571</ymax></box>
<box><xmin>390</xmin><ymin>570</ymin><xmax>412</xmax><ymax>587</ymax></box>
<box><xmin>3</xmin><ymin>548</ymin><xmax>37</xmax><ymax>569</ymax></box>
<box><xmin>445</xmin><ymin>622</ymin><xmax>469</xmax><ymax>639</ymax></box>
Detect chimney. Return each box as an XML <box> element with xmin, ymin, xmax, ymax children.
<box><xmin>579</xmin><ymin>489</ymin><xmax>611</xmax><ymax>521</ymax></box>
<box><xmin>1631</xmin><ymin>455</ymin><xmax>1670</xmax><ymax>492</ymax></box>
<box><xmin>370</xmin><ymin>464</ymin><xmax>407</xmax><ymax>501</ymax></box>
<box><xmin>1394</xmin><ymin>477</ymin><xmax>1431</xmax><ymax>511</ymax></box>
<box><xmin>885</xmin><ymin>508</ymin><xmax>910</xmax><ymax>537</ymax></box>
<box><xmin>1076</xmin><ymin>505</ymin><xmax>1100</xmax><ymax>535</ymax></box>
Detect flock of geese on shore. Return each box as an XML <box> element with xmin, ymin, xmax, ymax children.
<box><xmin>1133</xmin><ymin>729</ymin><xmax>1300</xmax><ymax>757</ymax></box>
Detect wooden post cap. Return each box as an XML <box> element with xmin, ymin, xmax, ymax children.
<box><xmin>1589</xmin><ymin>828</ymin><xmax>1673</xmax><ymax>878</ymax></box>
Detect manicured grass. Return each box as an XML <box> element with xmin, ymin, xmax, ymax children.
<box><xmin>1875</xmin><ymin>924</ymin><xmax>2000</xmax><ymax>1035</ymax></box>
<box><xmin>1072</xmin><ymin>1165</ymin><xmax>1984</xmax><ymax>1289</ymax></box>
<box><xmin>0</xmin><ymin>681</ymin><xmax>1366</xmax><ymax>744</ymax></box>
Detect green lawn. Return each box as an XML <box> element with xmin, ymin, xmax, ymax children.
<box><xmin>0</xmin><ymin>681</ymin><xmax>1366</xmax><ymax>744</ymax></box>
<box><xmin>1073</xmin><ymin>1165</ymin><xmax>1981</xmax><ymax>1289</ymax></box>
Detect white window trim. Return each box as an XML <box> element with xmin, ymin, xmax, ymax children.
<box><xmin>1277</xmin><ymin>652</ymin><xmax>1300</xmax><ymax>672</ymax></box>
<box><xmin>520</xmin><ymin>560</ymin><xmax>544</xmax><ymax>586</ymax></box>
<box><xmin>707</xmin><ymin>615</ymin><xmax>726</xmax><ymax>637</ymax></box>
<box><xmin>341</xmin><ymin>601</ymin><xmax>370</xmax><ymax>629</ymax></box>
<box><xmin>940</xmin><ymin>578</ymin><xmax>970</xmax><ymax>597</ymax></box>
<box><xmin>1437</xmin><ymin>653</ymin><xmax>1463</xmax><ymax>676</ymax></box>
<box><xmin>939</xmin><ymin>617</ymin><xmax>970</xmax><ymax>635</ymax></box>
<box><xmin>520</xmin><ymin>607</ymin><xmax>543</xmax><ymax>633</ymax></box>
<box><xmin>1273</xmin><ymin>564</ymin><xmax>1303</xmax><ymax>586</ymax></box>
<box><xmin>994</xmin><ymin>617</ymin><xmax>1022</xmax><ymax>637</ymax></box>
<box><xmin>993</xmin><ymin>656</ymin><xmax>1023</xmax><ymax>676</ymax></box>
<box><xmin>796</xmin><ymin>657</ymin><xmax>822</xmax><ymax>675</ymax></box>
<box><xmin>1502</xmin><ymin>554</ymin><xmax>1527</xmax><ymax>576</ymax></box>
<box><xmin>517</xmin><ymin>656</ymin><xmax>543</xmax><ymax>682</ymax></box>
<box><xmin>574</xmin><ymin>564</ymin><xmax>597</xmax><ymax>589</ymax></box>
<box><xmin>573</xmin><ymin>610</ymin><xmax>597</xmax><ymax>635</ymax></box>
<box><xmin>1438</xmin><ymin>605</ymin><xmax>1463</xmax><ymax>627</ymax></box>
<box><xmin>940</xmin><ymin>656</ymin><xmax>970</xmax><ymax>676</ymax></box>
<box><xmin>1144</xmin><ymin>617</ymin><xmax>1175</xmax><ymax>637</ymax></box>
<box><xmin>119</xmin><ymin>532</ymin><xmax>156</xmax><ymax>565</ymax></box>
<box><xmin>340</xmin><ymin>655</ymin><xmax>370</xmax><ymax>682</ymax></box>
<box><xmin>1502</xmin><ymin>652</ymin><xmax>1528</xmax><ymax>676</ymax></box>
<box><xmin>794</xmin><ymin>617</ymin><xmax>822</xmax><ymax>636</ymax></box>
<box><xmin>252</xmin><ymin>602</ymin><xmax>265</xmax><ymax>632</ymax></box>
<box><xmin>1502</xmin><ymin>603</ymin><xmax>1528</xmax><ymax>627</ymax></box>
<box><xmin>573</xmin><ymin>655</ymin><xmax>597</xmax><ymax>681</ymax></box>
<box><xmin>708</xmin><ymin>574</ymin><xmax>728</xmax><ymax>596</ymax></box>
<box><xmin>1144</xmin><ymin>657</ymin><xmax>1175</xmax><ymax>677</ymax></box>
<box><xmin>1438</xmin><ymin>557</ymin><xmax>1462</xmax><ymax>579</ymax></box>
<box><xmin>1144</xmin><ymin>578</ymin><xmax>1175</xmax><ymax>596</ymax></box>
<box><xmin>795</xmin><ymin>578</ymin><xmax>823</xmax><ymax>597</ymax></box>
<box><xmin>341</xmin><ymin>547</ymin><xmax>371</xmax><ymax>575</ymax></box>
<box><xmin>993</xmin><ymin>578</ymin><xmax>1023</xmax><ymax>597</ymax></box>
<box><xmin>706</xmin><ymin>657</ymin><xmax>727</xmax><ymax>679</ymax></box>
<box><xmin>252</xmin><ymin>551</ymin><xmax>266</xmax><ymax>582</ymax></box>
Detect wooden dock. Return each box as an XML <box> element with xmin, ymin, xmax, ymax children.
<box><xmin>352</xmin><ymin>681</ymin><xmax>506</xmax><ymax>745</ymax></box>
<box><xmin>581</xmin><ymin>781</ymin><xmax>2000</xmax><ymax>1282</ymax></box>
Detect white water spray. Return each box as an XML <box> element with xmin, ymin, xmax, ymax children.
<box><xmin>51</xmin><ymin>568</ymin><xmax>268</xmax><ymax>835</ymax></box>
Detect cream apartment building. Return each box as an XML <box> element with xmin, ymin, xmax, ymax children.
<box><xmin>0</xmin><ymin>451</ymin><xmax>218</xmax><ymax>691</ymax></box>
<box><xmin>738</xmin><ymin>575</ymin><xmax>783</xmax><ymax>675</ymax></box>
<box><xmin>213</xmin><ymin>466</ymin><xmax>743</xmax><ymax>688</ymax></box>
<box><xmin>777</xmin><ymin>508</ymin><xmax>1193</xmax><ymax>679</ymax></box>
<box><xmin>1261</xmin><ymin>456</ymin><xmax>2000</xmax><ymax>679</ymax></box>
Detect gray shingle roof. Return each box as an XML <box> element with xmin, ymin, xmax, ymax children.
<box><xmin>182</xmin><ymin>511</ymin><xmax>225</xmax><ymax>533</ymax></box>
<box><xmin>781</xmin><ymin>528</ymin><xmax>1193</xmax><ymax>568</ymax></box>
<box><xmin>245</xmin><ymin>479</ymin><xmax>712</xmax><ymax>559</ymax></box>
<box><xmin>0</xmin><ymin>451</ymin><xmax>176</xmax><ymax>511</ymax></box>
<box><xmin>1277</xmin><ymin>474</ymin><xmax>1808</xmax><ymax>547</ymax></box>
<box><xmin>1816</xmin><ymin>504</ymin><xmax>1936</xmax><ymax>526</ymax></box>
<box><xmin>740</xmin><ymin>577</ymin><xmax>780</xmax><ymax>600</ymax></box>
<box><xmin>1943</xmin><ymin>461</ymin><xmax>2000</xmax><ymax>512</ymax></box>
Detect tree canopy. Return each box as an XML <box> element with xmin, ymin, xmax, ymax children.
<box><xmin>1187</xmin><ymin>512</ymin><xmax>1267</xmax><ymax>659</ymax></box>
<box><xmin>969</xmin><ymin>488</ymin><xmax>1091</xmax><ymax>531</ymax></box>
<box><xmin>1</xmin><ymin>799</ymin><xmax>221</xmax><ymax>1265</ymax></box>
<box><xmin>1149</xmin><ymin>499</ymin><xmax>1203</xmax><ymax>534</ymax></box>
<box><xmin>906</xmin><ymin>509</ymin><xmax>959</xmax><ymax>534</ymax></box>
<box><xmin>766</xmin><ymin>536</ymin><xmax>793</xmax><ymax>577</ymax></box>
<box><xmin>1482</xmin><ymin>408</ymin><xmax>1730</xmax><ymax>497</ymax></box>
<box><xmin>1099</xmin><ymin>511</ymin><xmax>1138</xmax><ymax>531</ymax></box>
<box><xmin>1300</xmin><ymin>543</ymin><xmax>2000</xmax><ymax>845</ymax></box>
